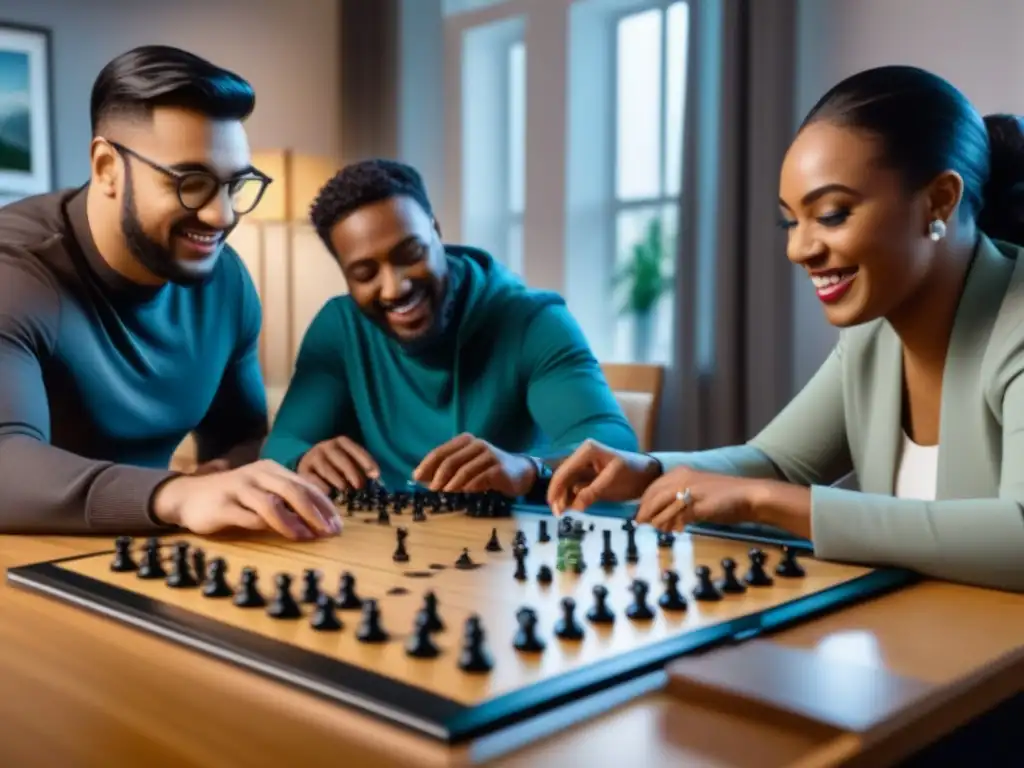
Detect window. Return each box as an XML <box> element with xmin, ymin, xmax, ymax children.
<box><xmin>611</xmin><ymin>1</ymin><xmax>689</xmax><ymax>364</ymax></box>
<box><xmin>506</xmin><ymin>40</ymin><xmax>526</xmax><ymax>275</ymax></box>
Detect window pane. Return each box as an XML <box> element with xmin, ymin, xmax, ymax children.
<box><xmin>508</xmin><ymin>41</ymin><xmax>526</xmax><ymax>216</ymax></box>
<box><xmin>506</xmin><ymin>218</ymin><xmax>524</xmax><ymax>276</ymax></box>
<box><xmin>663</xmin><ymin>1</ymin><xmax>689</xmax><ymax>197</ymax></box>
<box><xmin>615</xmin><ymin>9</ymin><xmax>663</xmax><ymax>201</ymax></box>
<box><xmin>612</xmin><ymin>205</ymin><xmax>676</xmax><ymax>363</ymax></box>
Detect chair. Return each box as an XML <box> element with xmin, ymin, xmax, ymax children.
<box><xmin>600</xmin><ymin>363</ymin><xmax>664</xmax><ymax>451</ymax></box>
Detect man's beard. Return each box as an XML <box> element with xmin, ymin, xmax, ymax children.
<box><xmin>120</xmin><ymin>173</ymin><xmax>225</xmax><ymax>287</ymax></box>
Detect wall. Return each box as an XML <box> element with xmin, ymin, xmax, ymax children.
<box><xmin>0</xmin><ymin>0</ymin><xmax>341</xmax><ymax>189</ymax></box>
<box><xmin>791</xmin><ymin>0</ymin><xmax>1024</xmax><ymax>389</ymax></box>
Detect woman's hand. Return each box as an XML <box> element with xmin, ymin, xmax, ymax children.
<box><xmin>636</xmin><ymin>466</ymin><xmax>769</xmax><ymax>531</ymax></box>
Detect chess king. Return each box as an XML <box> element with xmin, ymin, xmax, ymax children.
<box><xmin>261</xmin><ymin>159</ymin><xmax>638</xmax><ymax>499</ymax></box>
<box><xmin>0</xmin><ymin>45</ymin><xmax>339</xmax><ymax>540</ymax></box>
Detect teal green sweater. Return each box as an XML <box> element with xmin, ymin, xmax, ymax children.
<box><xmin>261</xmin><ymin>246</ymin><xmax>638</xmax><ymax>488</ymax></box>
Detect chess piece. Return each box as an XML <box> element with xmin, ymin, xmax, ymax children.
<box><xmin>356</xmin><ymin>599</ymin><xmax>389</xmax><ymax>643</ymax></box>
<box><xmin>656</xmin><ymin>531</ymin><xmax>676</xmax><ymax>548</ymax></box>
<box><xmin>407</xmin><ymin>612</ymin><xmax>440</xmax><ymax>658</ymax></box>
<box><xmin>110</xmin><ymin>536</ymin><xmax>137</xmax><ymax>572</ymax></box>
<box><xmin>554</xmin><ymin>597</ymin><xmax>584</xmax><ymax>640</ymax></box>
<box><xmin>692</xmin><ymin>565</ymin><xmax>722</xmax><ymax>601</ymax></box>
<box><xmin>599</xmin><ymin>530</ymin><xmax>618</xmax><ymax>569</ymax></box>
<box><xmin>623</xmin><ymin>520</ymin><xmax>639</xmax><ymax>564</ymax></box>
<box><xmin>412</xmin><ymin>505</ymin><xmax>427</xmax><ymax>522</ymax></box>
<box><xmin>336</xmin><ymin>571</ymin><xmax>363</xmax><ymax>610</ymax></box>
<box><xmin>538</xmin><ymin>519</ymin><xmax>550</xmax><ymax>542</ymax></box>
<box><xmin>485</xmin><ymin>528</ymin><xmax>502</xmax><ymax>552</ymax></box>
<box><xmin>300</xmin><ymin>568</ymin><xmax>322</xmax><ymax>604</ymax></box>
<box><xmin>234</xmin><ymin>567</ymin><xmax>266</xmax><ymax>607</ymax></box>
<box><xmin>626</xmin><ymin>578</ymin><xmax>654</xmax><ymax>620</ymax></box>
<box><xmin>744</xmin><ymin>548</ymin><xmax>774</xmax><ymax>587</ymax></box>
<box><xmin>191</xmin><ymin>548</ymin><xmax>206</xmax><ymax>587</ymax></box>
<box><xmin>513</xmin><ymin>548</ymin><xmax>527</xmax><ymax>581</ymax></box>
<box><xmin>166</xmin><ymin>541</ymin><xmax>198</xmax><ymax>588</ymax></box>
<box><xmin>587</xmin><ymin>584</ymin><xmax>615</xmax><ymax>624</ymax></box>
<box><xmin>137</xmin><ymin>537</ymin><xmax>166</xmax><ymax>579</ymax></box>
<box><xmin>377</xmin><ymin>507</ymin><xmax>390</xmax><ymax>525</ymax></box>
<box><xmin>717</xmin><ymin>557</ymin><xmax>746</xmax><ymax>594</ymax></box>
<box><xmin>417</xmin><ymin>591</ymin><xmax>445</xmax><ymax>633</ymax></box>
<box><xmin>513</xmin><ymin>530</ymin><xmax>529</xmax><ymax>557</ymax></box>
<box><xmin>658</xmin><ymin>570</ymin><xmax>688</xmax><ymax>611</ymax></box>
<box><xmin>458</xmin><ymin>615</ymin><xmax>494</xmax><ymax>672</ymax></box>
<box><xmin>311</xmin><ymin>595</ymin><xmax>343</xmax><ymax>631</ymax></box>
<box><xmin>776</xmin><ymin>546</ymin><xmax>806</xmax><ymax>578</ymax></box>
<box><xmin>536</xmin><ymin>565</ymin><xmax>553</xmax><ymax>584</ymax></box>
<box><xmin>393</xmin><ymin>527</ymin><xmax>410</xmax><ymax>562</ymax></box>
<box><xmin>268</xmin><ymin>573</ymin><xmax>303</xmax><ymax>619</ymax></box>
<box><xmin>202</xmin><ymin>558</ymin><xmax>233</xmax><ymax>598</ymax></box>
<box><xmin>455</xmin><ymin>548</ymin><xmax>475</xmax><ymax>570</ymax></box>
<box><xmin>513</xmin><ymin>607</ymin><xmax>545</xmax><ymax>652</ymax></box>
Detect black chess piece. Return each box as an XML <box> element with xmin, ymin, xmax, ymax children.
<box><xmin>600</xmin><ymin>529</ymin><xmax>618</xmax><ymax>569</ymax></box>
<box><xmin>455</xmin><ymin>548</ymin><xmax>475</xmax><ymax>570</ymax></box>
<box><xmin>513</xmin><ymin>607</ymin><xmax>545</xmax><ymax>652</ymax></box>
<box><xmin>744</xmin><ymin>548</ymin><xmax>774</xmax><ymax>587</ymax></box>
<box><xmin>356</xmin><ymin>599</ymin><xmax>389</xmax><ymax>643</ymax></box>
<box><xmin>458</xmin><ymin>615</ymin><xmax>494</xmax><ymax>672</ymax></box>
<box><xmin>554</xmin><ymin>597</ymin><xmax>585</xmax><ymax>640</ymax></box>
<box><xmin>626</xmin><ymin>578</ymin><xmax>655</xmax><ymax>620</ymax></box>
<box><xmin>536</xmin><ymin>565</ymin><xmax>553</xmax><ymax>584</ymax></box>
<box><xmin>311</xmin><ymin>595</ymin><xmax>343</xmax><ymax>631</ymax></box>
<box><xmin>776</xmin><ymin>546</ymin><xmax>806</xmax><ymax>578</ymax></box>
<box><xmin>513</xmin><ymin>548</ymin><xmax>527</xmax><ymax>581</ymax></box>
<box><xmin>268</xmin><ymin>573</ymin><xmax>303</xmax><ymax>619</ymax></box>
<box><xmin>623</xmin><ymin>520</ymin><xmax>639</xmax><ymax>564</ymax></box>
<box><xmin>656</xmin><ymin>531</ymin><xmax>676</xmax><ymax>548</ymax></box>
<box><xmin>587</xmin><ymin>584</ymin><xmax>615</xmax><ymax>624</ymax></box>
<box><xmin>658</xmin><ymin>570</ymin><xmax>688</xmax><ymax>610</ymax></box>
<box><xmin>202</xmin><ymin>557</ymin><xmax>234</xmax><ymax>598</ymax></box>
<box><xmin>538</xmin><ymin>519</ymin><xmax>550</xmax><ymax>542</ymax></box>
<box><xmin>166</xmin><ymin>541</ymin><xmax>198</xmax><ymax>588</ymax></box>
<box><xmin>336</xmin><ymin>571</ymin><xmax>364</xmax><ymax>610</ymax></box>
<box><xmin>191</xmin><ymin>548</ymin><xmax>206</xmax><ymax>587</ymax></box>
<box><xmin>377</xmin><ymin>507</ymin><xmax>391</xmax><ymax>525</ymax></box>
<box><xmin>137</xmin><ymin>537</ymin><xmax>166</xmax><ymax>579</ymax></box>
<box><xmin>233</xmin><ymin>567</ymin><xmax>266</xmax><ymax>607</ymax></box>
<box><xmin>485</xmin><ymin>527</ymin><xmax>502</xmax><ymax>552</ymax></box>
<box><xmin>692</xmin><ymin>565</ymin><xmax>722</xmax><ymax>601</ymax></box>
<box><xmin>513</xmin><ymin>530</ymin><xmax>529</xmax><ymax>557</ymax></box>
<box><xmin>717</xmin><ymin>557</ymin><xmax>746</xmax><ymax>594</ymax></box>
<box><xmin>110</xmin><ymin>536</ymin><xmax>137</xmax><ymax>572</ymax></box>
<box><xmin>393</xmin><ymin>527</ymin><xmax>410</xmax><ymax>562</ymax></box>
<box><xmin>412</xmin><ymin>505</ymin><xmax>427</xmax><ymax>522</ymax></box>
<box><xmin>417</xmin><ymin>590</ymin><xmax>445</xmax><ymax>632</ymax></box>
<box><xmin>406</xmin><ymin>612</ymin><xmax>440</xmax><ymax>658</ymax></box>
<box><xmin>300</xmin><ymin>568</ymin><xmax>322</xmax><ymax>604</ymax></box>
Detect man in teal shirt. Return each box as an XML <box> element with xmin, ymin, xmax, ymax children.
<box><xmin>261</xmin><ymin>159</ymin><xmax>637</xmax><ymax>500</ymax></box>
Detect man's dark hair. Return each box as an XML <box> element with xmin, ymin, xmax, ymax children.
<box><xmin>310</xmin><ymin>159</ymin><xmax>434</xmax><ymax>250</ymax></box>
<box><xmin>90</xmin><ymin>45</ymin><xmax>255</xmax><ymax>134</ymax></box>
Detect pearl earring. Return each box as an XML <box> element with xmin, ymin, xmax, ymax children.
<box><xmin>928</xmin><ymin>219</ymin><xmax>947</xmax><ymax>241</ymax></box>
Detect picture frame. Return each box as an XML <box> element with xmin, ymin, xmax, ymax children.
<box><xmin>0</xmin><ymin>23</ymin><xmax>54</xmax><ymax>203</ymax></box>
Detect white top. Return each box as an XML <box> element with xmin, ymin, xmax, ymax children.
<box><xmin>894</xmin><ymin>431</ymin><xmax>939</xmax><ymax>501</ymax></box>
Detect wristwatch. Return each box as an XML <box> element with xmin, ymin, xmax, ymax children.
<box><xmin>524</xmin><ymin>455</ymin><xmax>553</xmax><ymax>491</ymax></box>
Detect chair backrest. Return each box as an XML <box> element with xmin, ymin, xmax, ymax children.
<box><xmin>600</xmin><ymin>363</ymin><xmax>665</xmax><ymax>451</ymax></box>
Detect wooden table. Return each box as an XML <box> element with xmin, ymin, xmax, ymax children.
<box><xmin>1</xmin><ymin>533</ymin><xmax>1021</xmax><ymax>768</ymax></box>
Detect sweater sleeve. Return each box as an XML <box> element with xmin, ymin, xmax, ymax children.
<box><xmin>522</xmin><ymin>304</ymin><xmax>639</xmax><ymax>458</ymax></box>
<box><xmin>0</xmin><ymin>259</ymin><xmax>174</xmax><ymax>533</ymax></box>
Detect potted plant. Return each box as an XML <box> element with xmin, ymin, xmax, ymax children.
<box><xmin>612</xmin><ymin>216</ymin><xmax>672</xmax><ymax>362</ymax></box>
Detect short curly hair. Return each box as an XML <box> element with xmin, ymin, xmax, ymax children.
<box><xmin>309</xmin><ymin>159</ymin><xmax>434</xmax><ymax>250</ymax></box>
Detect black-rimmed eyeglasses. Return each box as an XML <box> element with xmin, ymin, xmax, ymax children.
<box><xmin>108</xmin><ymin>140</ymin><xmax>273</xmax><ymax>216</ymax></box>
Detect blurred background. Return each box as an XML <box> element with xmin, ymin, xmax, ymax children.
<box><xmin>0</xmin><ymin>0</ymin><xmax>1019</xmax><ymax>456</ymax></box>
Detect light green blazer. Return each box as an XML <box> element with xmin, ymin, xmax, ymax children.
<box><xmin>655</xmin><ymin>235</ymin><xmax>1024</xmax><ymax>592</ymax></box>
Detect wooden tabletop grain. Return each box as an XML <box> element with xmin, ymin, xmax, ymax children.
<box><xmin>1</xmin><ymin>533</ymin><xmax>1021</xmax><ymax>768</ymax></box>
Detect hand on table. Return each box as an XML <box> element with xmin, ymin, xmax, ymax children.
<box><xmin>546</xmin><ymin>439</ymin><xmax>662</xmax><ymax>514</ymax></box>
<box><xmin>635</xmin><ymin>466</ymin><xmax>765</xmax><ymax>531</ymax></box>
<box><xmin>152</xmin><ymin>459</ymin><xmax>342</xmax><ymax>541</ymax></box>
<box><xmin>297</xmin><ymin>436</ymin><xmax>381</xmax><ymax>494</ymax></box>
<box><xmin>413</xmin><ymin>433</ymin><xmax>536</xmax><ymax>497</ymax></box>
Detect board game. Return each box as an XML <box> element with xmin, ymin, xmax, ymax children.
<box><xmin>6</xmin><ymin>487</ymin><xmax>914</xmax><ymax>744</ymax></box>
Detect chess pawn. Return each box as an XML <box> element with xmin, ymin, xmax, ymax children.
<box><xmin>458</xmin><ymin>615</ymin><xmax>493</xmax><ymax>672</ymax></box>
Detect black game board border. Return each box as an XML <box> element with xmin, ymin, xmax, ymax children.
<box><xmin>6</xmin><ymin>555</ymin><xmax>915</xmax><ymax>744</ymax></box>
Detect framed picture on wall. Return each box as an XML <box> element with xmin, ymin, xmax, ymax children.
<box><xmin>0</xmin><ymin>23</ymin><xmax>53</xmax><ymax>203</ymax></box>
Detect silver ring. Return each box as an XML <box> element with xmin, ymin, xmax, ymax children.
<box><xmin>675</xmin><ymin>488</ymin><xmax>693</xmax><ymax>507</ymax></box>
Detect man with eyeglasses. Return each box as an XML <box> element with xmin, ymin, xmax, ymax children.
<box><xmin>0</xmin><ymin>45</ymin><xmax>340</xmax><ymax>541</ymax></box>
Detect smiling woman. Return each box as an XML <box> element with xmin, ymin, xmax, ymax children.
<box><xmin>547</xmin><ymin>65</ymin><xmax>1024</xmax><ymax>594</ymax></box>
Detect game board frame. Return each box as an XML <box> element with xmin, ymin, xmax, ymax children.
<box><xmin>6</xmin><ymin>546</ymin><xmax>916</xmax><ymax>744</ymax></box>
